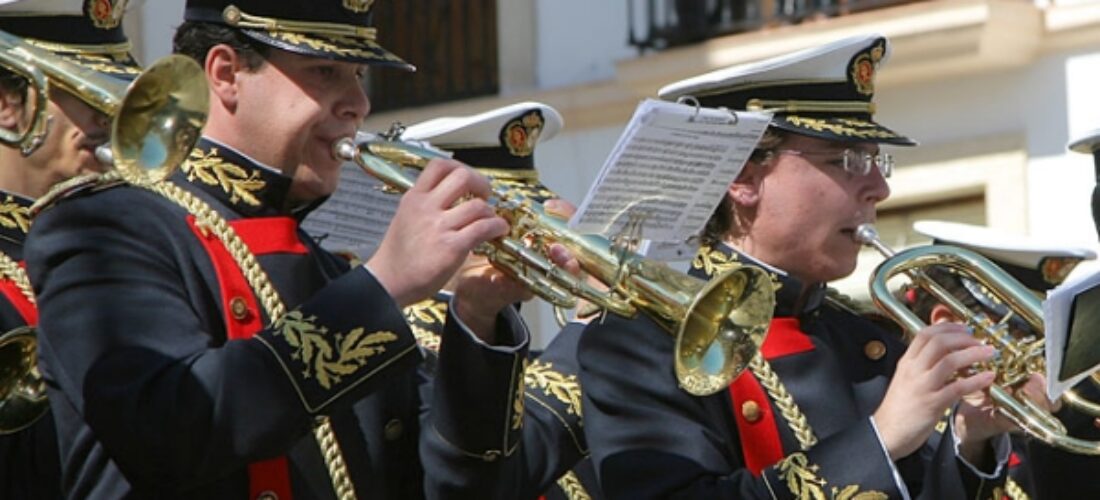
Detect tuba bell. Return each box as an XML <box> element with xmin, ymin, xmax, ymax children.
<box><xmin>332</xmin><ymin>134</ymin><xmax>776</xmax><ymax>396</ymax></box>
<box><xmin>0</xmin><ymin>29</ymin><xmax>210</xmax><ymax>432</ymax></box>
<box><xmin>855</xmin><ymin>224</ymin><xmax>1100</xmax><ymax>455</ymax></box>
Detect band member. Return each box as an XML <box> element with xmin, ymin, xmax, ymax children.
<box><xmin>25</xmin><ymin>0</ymin><xmax>527</xmax><ymax>498</ymax></box>
<box><xmin>397</xmin><ymin>102</ymin><xmax>602</xmax><ymax>499</ymax></box>
<box><xmin>1069</xmin><ymin>129</ymin><xmax>1100</xmax><ymax>240</ymax></box>
<box><xmin>0</xmin><ymin>1</ymin><xmax>145</xmax><ymax>498</ymax></box>
<box><xmin>906</xmin><ymin>219</ymin><xmax>1096</xmax><ymax>500</ymax></box>
<box><xmin>579</xmin><ymin>34</ymin><xmax>1016</xmax><ymax>499</ymax></box>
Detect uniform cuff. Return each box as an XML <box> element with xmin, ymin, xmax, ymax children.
<box><xmin>255</xmin><ymin>266</ymin><xmax>420</xmax><ymax>413</ymax></box>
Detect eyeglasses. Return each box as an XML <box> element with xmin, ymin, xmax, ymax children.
<box><xmin>775</xmin><ymin>148</ymin><xmax>894</xmax><ymax>178</ymax></box>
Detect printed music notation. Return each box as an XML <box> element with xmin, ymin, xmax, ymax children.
<box><xmin>301</xmin><ymin>161</ymin><xmax>399</xmax><ymax>260</ymax></box>
<box><xmin>569</xmin><ymin>98</ymin><xmax>771</xmax><ymax>260</ymax></box>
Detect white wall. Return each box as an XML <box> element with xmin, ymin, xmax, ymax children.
<box><xmin>534</xmin><ymin>0</ymin><xmax>636</xmax><ymax>89</ymax></box>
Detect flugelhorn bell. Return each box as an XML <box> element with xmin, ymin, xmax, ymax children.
<box><xmin>855</xmin><ymin>223</ymin><xmax>1100</xmax><ymax>455</ymax></box>
<box><xmin>0</xmin><ymin>29</ymin><xmax>208</xmax><ymax>184</ymax></box>
<box><xmin>333</xmin><ymin>135</ymin><xmax>775</xmax><ymax>396</ymax></box>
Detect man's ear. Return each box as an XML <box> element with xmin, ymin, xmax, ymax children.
<box><xmin>929</xmin><ymin>303</ymin><xmax>961</xmax><ymax>325</ymax></box>
<box><xmin>0</xmin><ymin>86</ymin><xmax>27</xmax><ymax>131</ymax></box>
<box><xmin>205</xmin><ymin>44</ymin><xmax>243</xmax><ymax>112</ymax></box>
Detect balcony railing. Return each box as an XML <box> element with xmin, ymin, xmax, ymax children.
<box><xmin>628</xmin><ymin>0</ymin><xmax>925</xmax><ymax>52</ymax></box>
<box><xmin>369</xmin><ymin>0</ymin><xmax>499</xmax><ymax>112</ymax></box>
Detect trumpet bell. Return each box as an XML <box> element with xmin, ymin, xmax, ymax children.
<box><xmin>113</xmin><ymin>55</ymin><xmax>208</xmax><ymax>184</ymax></box>
<box><xmin>0</xmin><ymin>326</ymin><xmax>47</xmax><ymax>434</ymax></box>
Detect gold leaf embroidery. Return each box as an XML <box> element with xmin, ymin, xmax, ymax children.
<box><xmin>403</xmin><ymin>299</ymin><xmax>447</xmax><ymax>352</ymax></box>
<box><xmin>511</xmin><ymin>358</ymin><xmax>528</xmax><ymax>430</ymax></box>
<box><xmin>775</xmin><ymin>452</ymin><xmax>887</xmax><ymax>500</ymax></box>
<box><xmin>785</xmin><ymin>116</ymin><xmax>899</xmax><ymax>140</ymax></box>
<box><xmin>274</xmin><ymin>310</ymin><xmax>397</xmax><ymax>389</ymax></box>
<box><xmin>525</xmin><ymin>360</ymin><xmax>583</xmax><ymax>418</ymax></box>
<box><xmin>183</xmin><ymin>148</ymin><xmax>266</xmax><ymax>206</ymax></box>
<box><xmin>691</xmin><ymin>244</ymin><xmax>740</xmax><ymax>276</ymax></box>
<box><xmin>266</xmin><ymin>31</ymin><xmax>405</xmax><ymax>63</ymax></box>
<box><xmin>0</xmin><ymin>196</ymin><xmax>30</xmax><ymax>234</ymax></box>
<box><xmin>692</xmin><ymin>245</ymin><xmax>782</xmax><ymax>293</ymax></box>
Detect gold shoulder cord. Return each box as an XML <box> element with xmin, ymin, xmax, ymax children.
<box><xmin>145</xmin><ymin>180</ymin><xmax>358</xmax><ymax>500</ymax></box>
<box><xmin>0</xmin><ymin>251</ymin><xmax>35</xmax><ymax>305</ymax></box>
<box><xmin>555</xmin><ymin>470</ymin><xmax>591</xmax><ymax>500</ymax></box>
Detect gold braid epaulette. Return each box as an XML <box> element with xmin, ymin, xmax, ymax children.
<box><xmin>138</xmin><ymin>179</ymin><xmax>359</xmax><ymax>500</ymax></box>
<box><xmin>30</xmin><ymin>171</ymin><xmax>126</xmax><ymax>217</ymax></box>
<box><xmin>748</xmin><ymin>354</ymin><xmax>818</xmax><ymax>450</ymax></box>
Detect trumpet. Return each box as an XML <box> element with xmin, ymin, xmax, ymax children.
<box><xmin>0</xmin><ymin>29</ymin><xmax>209</xmax><ymax>433</ymax></box>
<box><xmin>855</xmin><ymin>224</ymin><xmax>1100</xmax><ymax>455</ymax></box>
<box><xmin>0</xmin><ymin>29</ymin><xmax>208</xmax><ymax>184</ymax></box>
<box><xmin>333</xmin><ymin>134</ymin><xmax>775</xmax><ymax>396</ymax></box>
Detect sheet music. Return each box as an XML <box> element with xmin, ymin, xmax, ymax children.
<box><xmin>1045</xmin><ymin>269</ymin><xmax>1100</xmax><ymax>400</ymax></box>
<box><xmin>301</xmin><ymin>162</ymin><xmax>400</xmax><ymax>260</ymax></box>
<box><xmin>569</xmin><ymin>98</ymin><xmax>770</xmax><ymax>260</ymax></box>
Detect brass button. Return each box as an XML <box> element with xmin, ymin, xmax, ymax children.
<box><xmin>256</xmin><ymin>491</ymin><xmax>277</xmax><ymax>500</ymax></box>
<box><xmin>864</xmin><ymin>340</ymin><xmax>887</xmax><ymax>361</ymax></box>
<box><xmin>741</xmin><ymin>400</ymin><xmax>762</xmax><ymax>423</ymax></box>
<box><xmin>383</xmin><ymin>418</ymin><xmax>403</xmax><ymax>441</ymax></box>
<box><xmin>229</xmin><ymin>297</ymin><xmax>249</xmax><ymax>321</ymax></box>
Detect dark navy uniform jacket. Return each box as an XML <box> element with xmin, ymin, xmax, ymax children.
<box><xmin>1025</xmin><ymin>382</ymin><xmax>1100</xmax><ymax>499</ymax></box>
<box><xmin>25</xmin><ymin>137</ymin><xmax>524</xmax><ymax>499</ymax></box>
<box><xmin>0</xmin><ymin>192</ymin><xmax>61</xmax><ymax>500</ymax></box>
<box><xmin>577</xmin><ymin>243</ymin><xmax>1009</xmax><ymax>499</ymax></box>
<box><xmin>409</xmin><ymin>295</ymin><xmax>600</xmax><ymax>500</ymax></box>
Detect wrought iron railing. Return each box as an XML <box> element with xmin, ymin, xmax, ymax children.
<box><xmin>369</xmin><ymin>0</ymin><xmax>499</xmax><ymax>112</ymax></box>
<box><xmin>628</xmin><ymin>0</ymin><xmax>925</xmax><ymax>53</ymax></box>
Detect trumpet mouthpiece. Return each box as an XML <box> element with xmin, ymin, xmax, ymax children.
<box><xmin>332</xmin><ymin>138</ymin><xmax>357</xmax><ymax>162</ymax></box>
<box><xmin>95</xmin><ymin>144</ymin><xmax>114</xmax><ymax>166</ymax></box>
<box><xmin>854</xmin><ymin>224</ymin><xmax>879</xmax><ymax>245</ymax></box>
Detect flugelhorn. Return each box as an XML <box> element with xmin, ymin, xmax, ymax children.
<box><xmin>0</xmin><ymin>29</ymin><xmax>208</xmax><ymax>184</ymax></box>
<box><xmin>855</xmin><ymin>224</ymin><xmax>1100</xmax><ymax>455</ymax></box>
<box><xmin>0</xmin><ymin>30</ymin><xmax>209</xmax><ymax>433</ymax></box>
<box><xmin>333</xmin><ymin>134</ymin><xmax>775</xmax><ymax>396</ymax></box>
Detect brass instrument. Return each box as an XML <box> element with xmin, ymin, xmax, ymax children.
<box><xmin>0</xmin><ymin>327</ymin><xmax>43</xmax><ymax>434</ymax></box>
<box><xmin>0</xmin><ymin>29</ymin><xmax>208</xmax><ymax>184</ymax></box>
<box><xmin>855</xmin><ymin>224</ymin><xmax>1100</xmax><ymax>455</ymax></box>
<box><xmin>333</xmin><ymin>135</ymin><xmax>775</xmax><ymax>396</ymax></box>
<box><xmin>0</xmin><ymin>30</ymin><xmax>209</xmax><ymax>433</ymax></box>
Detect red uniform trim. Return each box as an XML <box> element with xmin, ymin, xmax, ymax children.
<box><xmin>760</xmin><ymin>318</ymin><xmax>815</xmax><ymax>359</ymax></box>
<box><xmin>0</xmin><ymin>262</ymin><xmax>37</xmax><ymax>325</ymax></box>
<box><xmin>188</xmin><ymin>215</ymin><xmax>307</xmax><ymax>500</ymax></box>
<box><xmin>729</xmin><ymin>317</ymin><xmax>816</xmax><ymax>475</ymax></box>
<box><xmin>230</xmin><ymin>217</ymin><xmax>309</xmax><ymax>256</ymax></box>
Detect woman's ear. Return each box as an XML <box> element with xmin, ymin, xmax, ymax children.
<box><xmin>729</xmin><ymin>159</ymin><xmax>766</xmax><ymax>207</ymax></box>
<box><xmin>205</xmin><ymin>44</ymin><xmax>242</xmax><ymax>112</ymax></box>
